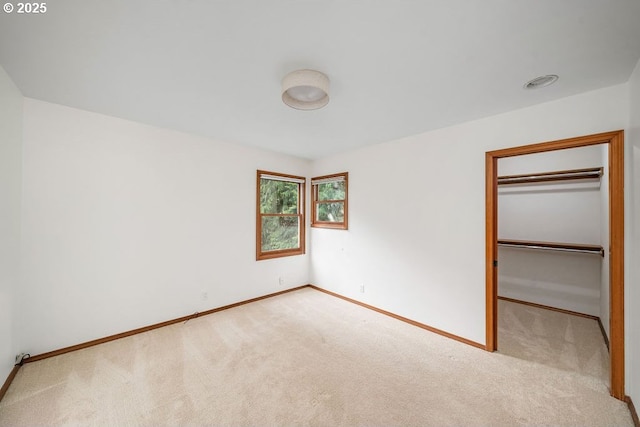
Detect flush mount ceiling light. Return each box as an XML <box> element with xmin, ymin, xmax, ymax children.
<box><xmin>282</xmin><ymin>69</ymin><xmax>330</xmax><ymax>110</ymax></box>
<box><xmin>524</xmin><ymin>74</ymin><xmax>559</xmax><ymax>89</ymax></box>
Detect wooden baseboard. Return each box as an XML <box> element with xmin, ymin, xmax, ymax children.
<box><xmin>627</xmin><ymin>396</ymin><xmax>640</xmax><ymax>427</ymax></box>
<box><xmin>497</xmin><ymin>296</ymin><xmax>597</xmax><ymax>319</ymax></box>
<box><xmin>309</xmin><ymin>285</ymin><xmax>485</xmax><ymax>350</ymax></box>
<box><xmin>0</xmin><ymin>365</ymin><xmax>21</xmax><ymax>403</ymax></box>
<box><xmin>597</xmin><ymin>317</ymin><xmax>610</xmax><ymax>352</ymax></box>
<box><xmin>27</xmin><ymin>285</ymin><xmax>309</xmax><ymax>363</ymax></box>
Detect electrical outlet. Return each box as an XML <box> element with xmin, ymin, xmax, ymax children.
<box><xmin>279</xmin><ymin>277</ymin><xmax>285</xmax><ymax>286</ymax></box>
<box><xmin>359</xmin><ymin>284</ymin><xmax>365</xmax><ymax>293</ymax></box>
<box><xmin>201</xmin><ymin>291</ymin><xmax>208</xmax><ymax>301</ymax></box>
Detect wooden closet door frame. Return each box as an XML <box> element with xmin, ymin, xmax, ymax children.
<box><xmin>485</xmin><ymin>130</ymin><xmax>625</xmax><ymax>400</ymax></box>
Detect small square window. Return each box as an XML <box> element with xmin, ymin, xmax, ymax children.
<box><xmin>311</xmin><ymin>172</ymin><xmax>348</xmax><ymax>230</ymax></box>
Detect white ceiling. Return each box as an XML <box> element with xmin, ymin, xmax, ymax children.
<box><xmin>1</xmin><ymin>1</ymin><xmax>640</xmax><ymax>159</ymax></box>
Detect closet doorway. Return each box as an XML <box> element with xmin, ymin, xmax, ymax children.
<box><xmin>485</xmin><ymin>130</ymin><xmax>625</xmax><ymax>400</ymax></box>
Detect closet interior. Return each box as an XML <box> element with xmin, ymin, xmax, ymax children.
<box><xmin>496</xmin><ymin>144</ymin><xmax>610</xmax><ymax>382</ymax></box>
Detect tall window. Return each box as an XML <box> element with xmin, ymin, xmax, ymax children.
<box><xmin>256</xmin><ymin>170</ymin><xmax>306</xmax><ymax>260</ymax></box>
<box><xmin>311</xmin><ymin>172</ymin><xmax>348</xmax><ymax>229</ymax></box>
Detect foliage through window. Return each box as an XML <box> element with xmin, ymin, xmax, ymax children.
<box><xmin>311</xmin><ymin>172</ymin><xmax>348</xmax><ymax>229</ymax></box>
<box><xmin>256</xmin><ymin>171</ymin><xmax>306</xmax><ymax>260</ymax></box>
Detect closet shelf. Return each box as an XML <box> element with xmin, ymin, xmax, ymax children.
<box><xmin>497</xmin><ymin>239</ymin><xmax>604</xmax><ymax>257</ymax></box>
<box><xmin>498</xmin><ymin>167</ymin><xmax>602</xmax><ymax>186</ymax></box>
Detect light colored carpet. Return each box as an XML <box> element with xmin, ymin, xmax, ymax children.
<box><xmin>498</xmin><ymin>298</ymin><xmax>609</xmax><ymax>384</ymax></box>
<box><xmin>0</xmin><ymin>288</ymin><xmax>633</xmax><ymax>426</ymax></box>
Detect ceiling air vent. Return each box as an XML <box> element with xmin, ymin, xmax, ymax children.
<box><xmin>524</xmin><ymin>74</ymin><xmax>559</xmax><ymax>89</ymax></box>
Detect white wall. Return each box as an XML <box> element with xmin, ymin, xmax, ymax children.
<box><xmin>0</xmin><ymin>66</ymin><xmax>22</xmax><ymax>381</ymax></box>
<box><xmin>310</xmin><ymin>84</ymin><xmax>628</xmax><ymax>346</ymax></box>
<box><xmin>17</xmin><ymin>98</ymin><xmax>311</xmax><ymax>355</ymax></box>
<box><xmin>627</xmin><ymin>57</ymin><xmax>640</xmax><ymax>407</ymax></box>
<box><xmin>497</xmin><ymin>146</ymin><xmax>605</xmax><ymax>316</ymax></box>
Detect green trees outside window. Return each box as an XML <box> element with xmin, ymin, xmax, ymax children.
<box><xmin>256</xmin><ymin>171</ymin><xmax>305</xmax><ymax>260</ymax></box>
<box><xmin>311</xmin><ymin>172</ymin><xmax>348</xmax><ymax>230</ymax></box>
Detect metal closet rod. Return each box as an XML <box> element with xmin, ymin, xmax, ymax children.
<box><xmin>497</xmin><ymin>239</ymin><xmax>604</xmax><ymax>257</ymax></box>
<box><xmin>497</xmin><ymin>167</ymin><xmax>603</xmax><ymax>185</ymax></box>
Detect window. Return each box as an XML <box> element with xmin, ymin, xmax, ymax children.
<box><xmin>311</xmin><ymin>172</ymin><xmax>348</xmax><ymax>229</ymax></box>
<box><xmin>256</xmin><ymin>170</ymin><xmax>306</xmax><ymax>260</ymax></box>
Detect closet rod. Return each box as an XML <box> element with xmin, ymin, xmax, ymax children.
<box><xmin>498</xmin><ymin>167</ymin><xmax>602</xmax><ymax>185</ymax></box>
<box><xmin>497</xmin><ymin>239</ymin><xmax>604</xmax><ymax>257</ymax></box>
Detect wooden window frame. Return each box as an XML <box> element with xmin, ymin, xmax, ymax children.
<box><xmin>311</xmin><ymin>172</ymin><xmax>348</xmax><ymax>230</ymax></box>
<box><xmin>256</xmin><ymin>170</ymin><xmax>306</xmax><ymax>261</ymax></box>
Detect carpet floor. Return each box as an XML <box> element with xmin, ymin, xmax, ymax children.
<box><xmin>0</xmin><ymin>287</ymin><xmax>633</xmax><ymax>426</ymax></box>
<box><xmin>497</xmin><ymin>298</ymin><xmax>610</xmax><ymax>384</ymax></box>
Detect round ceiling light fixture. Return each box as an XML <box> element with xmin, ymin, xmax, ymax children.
<box><xmin>524</xmin><ymin>74</ymin><xmax>559</xmax><ymax>89</ymax></box>
<box><xmin>282</xmin><ymin>69</ymin><xmax>330</xmax><ymax>110</ymax></box>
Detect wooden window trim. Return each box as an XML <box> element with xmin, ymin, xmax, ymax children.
<box><xmin>256</xmin><ymin>170</ymin><xmax>306</xmax><ymax>261</ymax></box>
<box><xmin>311</xmin><ymin>172</ymin><xmax>348</xmax><ymax>230</ymax></box>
